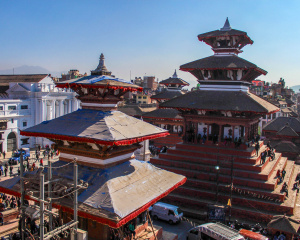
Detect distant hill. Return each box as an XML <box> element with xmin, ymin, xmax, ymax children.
<box><xmin>291</xmin><ymin>85</ymin><xmax>300</xmax><ymax>93</ymax></box>
<box><xmin>0</xmin><ymin>65</ymin><xmax>67</xmax><ymax>78</ymax></box>
<box><xmin>0</xmin><ymin>65</ymin><xmax>50</xmax><ymax>75</ymax></box>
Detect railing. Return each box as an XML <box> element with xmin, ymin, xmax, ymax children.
<box><xmin>0</xmin><ymin>109</ymin><xmax>31</xmax><ymax>116</ymax></box>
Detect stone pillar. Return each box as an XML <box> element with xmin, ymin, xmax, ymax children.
<box><xmin>183</xmin><ymin>118</ymin><xmax>186</xmax><ymax>143</ymax></box>
<box><xmin>42</xmin><ymin>100</ymin><xmax>46</xmax><ymax>122</ymax></box>
<box><xmin>245</xmin><ymin>125</ymin><xmax>249</xmax><ymax>141</ymax></box>
<box><xmin>135</xmin><ymin>140</ymin><xmax>151</xmax><ymax>161</ymax></box>
<box><xmin>218</xmin><ymin>124</ymin><xmax>222</xmax><ymax>143</ymax></box>
<box><xmin>52</xmin><ymin>100</ymin><xmax>55</xmax><ymax>119</ymax></box>
<box><xmin>60</xmin><ymin>100</ymin><xmax>64</xmax><ymax>116</ymax></box>
<box><xmin>68</xmin><ymin>100</ymin><xmax>72</xmax><ymax>113</ymax></box>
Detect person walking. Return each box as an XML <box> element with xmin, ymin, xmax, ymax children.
<box><xmin>40</xmin><ymin>158</ymin><xmax>43</xmax><ymax>167</ymax></box>
<box><xmin>9</xmin><ymin>165</ymin><xmax>13</xmax><ymax>177</ymax></box>
<box><xmin>4</xmin><ymin>166</ymin><xmax>8</xmax><ymax>177</ymax></box>
<box><xmin>3</xmin><ymin>151</ymin><xmax>6</xmax><ymax>159</ymax></box>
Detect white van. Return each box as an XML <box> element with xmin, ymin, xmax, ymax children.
<box><xmin>187</xmin><ymin>222</ymin><xmax>245</xmax><ymax>240</ymax></box>
<box><xmin>149</xmin><ymin>202</ymin><xmax>183</xmax><ymax>224</ymax></box>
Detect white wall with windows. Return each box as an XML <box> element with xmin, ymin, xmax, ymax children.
<box><xmin>0</xmin><ymin>75</ymin><xmax>80</xmax><ymax>152</ymax></box>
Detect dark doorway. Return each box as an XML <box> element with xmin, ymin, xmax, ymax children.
<box><xmin>211</xmin><ymin>123</ymin><xmax>220</xmax><ymax>136</ymax></box>
<box><xmin>7</xmin><ymin>132</ymin><xmax>17</xmax><ymax>152</ymax></box>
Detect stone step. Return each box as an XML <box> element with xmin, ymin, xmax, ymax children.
<box><xmin>174</xmin><ymin>141</ymin><xmax>264</xmax><ymax>157</ymax></box>
<box><xmin>165</xmin><ymin>190</ymin><xmax>292</xmax><ymax>223</ymax></box>
<box><xmin>163</xmin><ymin>193</ymin><xmax>276</xmax><ymax>223</ymax></box>
<box><xmin>272</xmin><ymin>159</ymin><xmax>294</xmax><ymax>194</ymax></box>
<box><xmin>272</xmin><ymin>160</ymin><xmax>298</xmax><ymax>213</ymax></box>
<box><xmin>152</xmin><ymin>152</ymin><xmax>282</xmax><ymax>182</ymax></box>
<box><xmin>166</xmin><ymin>144</ymin><xmax>269</xmax><ymax>166</ymax></box>
<box><xmin>185</xmin><ymin>178</ymin><xmax>284</xmax><ymax>202</ymax></box>
<box><xmin>153</xmin><ymin>163</ymin><xmax>275</xmax><ymax>191</ymax></box>
<box><xmin>156</xmin><ymin>152</ymin><xmax>268</xmax><ymax>173</ymax></box>
<box><xmin>174</xmin><ymin>186</ymin><xmax>292</xmax><ymax>214</ymax></box>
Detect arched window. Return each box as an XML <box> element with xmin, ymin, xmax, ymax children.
<box><xmin>7</xmin><ymin>132</ymin><xmax>17</xmax><ymax>152</ymax></box>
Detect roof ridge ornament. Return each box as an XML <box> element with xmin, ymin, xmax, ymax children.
<box><xmin>220</xmin><ymin>17</ymin><xmax>232</xmax><ymax>31</ymax></box>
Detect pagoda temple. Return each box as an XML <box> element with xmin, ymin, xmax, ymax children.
<box><xmin>142</xmin><ymin>71</ymin><xmax>189</xmax><ymax>147</ymax></box>
<box><xmin>0</xmin><ymin>54</ymin><xmax>186</xmax><ymax>240</ymax></box>
<box><xmin>151</xmin><ymin>19</ymin><xmax>300</xmax><ymax>223</ymax></box>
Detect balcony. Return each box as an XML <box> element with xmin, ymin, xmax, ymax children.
<box><xmin>0</xmin><ymin>109</ymin><xmax>31</xmax><ymax>117</ymax></box>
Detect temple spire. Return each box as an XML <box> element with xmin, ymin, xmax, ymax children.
<box><xmin>220</xmin><ymin>17</ymin><xmax>232</xmax><ymax>31</ymax></box>
<box><xmin>172</xmin><ymin>69</ymin><xmax>178</xmax><ymax>78</ymax></box>
<box><xmin>91</xmin><ymin>53</ymin><xmax>112</xmax><ymax>76</ymax></box>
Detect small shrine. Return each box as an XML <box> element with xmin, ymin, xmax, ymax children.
<box><xmin>142</xmin><ymin>71</ymin><xmax>189</xmax><ymax>147</ymax></box>
<box><xmin>0</xmin><ymin>54</ymin><xmax>186</xmax><ymax>240</ymax></box>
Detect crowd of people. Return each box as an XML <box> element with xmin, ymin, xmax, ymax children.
<box><xmin>0</xmin><ymin>146</ymin><xmax>59</xmax><ymax>179</ymax></box>
<box><xmin>0</xmin><ymin>193</ymin><xmax>20</xmax><ymax>218</ymax></box>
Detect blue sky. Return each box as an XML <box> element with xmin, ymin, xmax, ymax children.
<box><xmin>1</xmin><ymin>0</ymin><xmax>300</xmax><ymax>88</ymax></box>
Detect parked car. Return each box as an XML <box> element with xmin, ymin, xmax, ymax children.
<box><xmin>149</xmin><ymin>202</ymin><xmax>183</xmax><ymax>224</ymax></box>
<box><xmin>9</xmin><ymin>148</ymin><xmax>30</xmax><ymax>165</ymax></box>
<box><xmin>187</xmin><ymin>222</ymin><xmax>245</xmax><ymax>240</ymax></box>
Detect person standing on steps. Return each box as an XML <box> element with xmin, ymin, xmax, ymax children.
<box><xmin>255</xmin><ymin>142</ymin><xmax>260</xmax><ymax>156</ymax></box>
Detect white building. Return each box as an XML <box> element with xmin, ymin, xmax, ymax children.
<box><xmin>0</xmin><ymin>74</ymin><xmax>80</xmax><ymax>152</ymax></box>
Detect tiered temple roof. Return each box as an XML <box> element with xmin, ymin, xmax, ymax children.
<box><xmin>160</xmin><ymin>90</ymin><xmax>278</xmax><ymax>114</ymax></box>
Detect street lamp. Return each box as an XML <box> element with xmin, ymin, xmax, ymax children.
<box><xmin>215</xmin><ymin>165</ymin><xmax>220</xmax><ymax>203</ymax></box>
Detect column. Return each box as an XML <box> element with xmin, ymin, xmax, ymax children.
<box><xmin>60</xmin><ymin>100</ymin><xmax>64</xmax><ymax>116</ymax></box>
<box><xmin>232</xmin><ymin>125</ymin><xmax>235</xmax><ymax>142</ymax></box>
<box><xmin>218</xmin><ymin>124</ymin><xmax>222</xmax><ymax>143</ymax></box>
<box><xmin>52</xmin><ymin>100</ymin><xmax>55</xmax><ymax>120</ymax></box>
<box><xmin>42</xmin><ymin>100</ymin><xmax>46</xmax><ymax>122</ymax></box>
<box><xmin>68</xmin><ymin>100</ymin><xmax>72</xmax><ymax>113</ymax></box>
<box><xmin>183</xmin><ymin>119</ymin><xmax>186</xmax><ymax>143</ymax></box>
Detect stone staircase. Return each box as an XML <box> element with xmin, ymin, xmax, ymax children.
<box><xmin>152</xmin><ymin>133</ymin><xmax>182</xmax><ymax>148</ymax></box>
<box><xmin>151</xmin><ymin>142</ymin><xmax>298</xmax><ymax>223</ymax></box>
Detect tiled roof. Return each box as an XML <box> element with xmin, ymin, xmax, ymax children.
<box><xmin>159</xmin><ymin>90</ymin><xmax>279</xmax><ymax>113</ymax></box>
<box><xmin>56</xmin><ymin>75</ymin><xmax>141</xmax><ymax>90</ymax></box>
<box><xmin>0</xmin><ymin>74</ymin><xmax>49</xmax><ymax>83</ymax></box>
<box><xmin>159</xmin><ymin>77</ymin><xmax>189</xmax><ymax>86</ymax></box>
<box><xmin>180</xmin><ymin>55</ymin><xmax>267</xmax><ymax>75</ymax></box>
<box><xmin>0</xmin><ymin>159</ymin><xmax>186</xmax><ymax>227</ymax></box>
<box><xmin>151</xmin><ymin>90</ymin><xmax>184</xmax><ymax>100</ymax></box>
<box><xmin>276</xmin><ymin>126</ymin><xmax>299</xmax><ymax>137</ymax></box>
<box><xmin>273</xmin><ymin>141</ymin><xmax>300</xmax><ymax>153</ymax></box>
<box><xmin>198</xmin><ymin>29</ymin><xmax>253</xmax><ymax>42</ymax></box>
<box><xmin>118</xmin><ymin>105</ymin><xmax>143</xmax><ymax>117</ymax></box>
<box><xmin>142</xmin><ymin>108</ymin><xmax>182</xmax><ymax>119</ymax></box>
<box><xmin>21</xmin><ymin>109</ymin><xmax>167</xmax><ymax>145</ymax></box>
<box><xmin>268</xmin><ymin>215</ymin><xmax>300</xmax><ymax>234</ymax></box>
<box><xmin>263</xmin><ymin>117</ymin><xmax>300</xmax><ymax>133</ymax></box>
